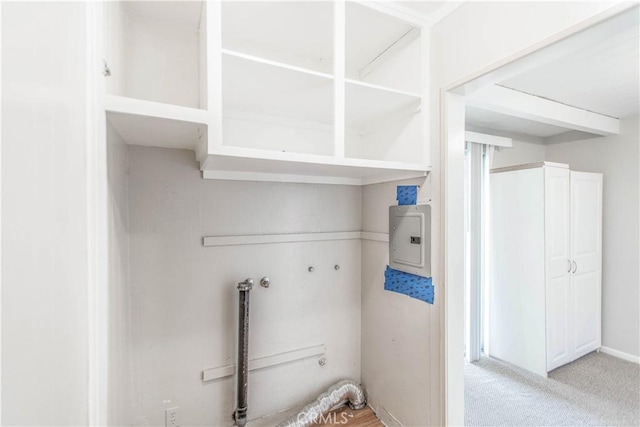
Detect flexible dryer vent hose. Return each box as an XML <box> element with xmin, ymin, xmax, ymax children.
<box><xmin>276</xmin><ymin>379</ymin><xmax>366</xmax><ymax>427</ymax></box>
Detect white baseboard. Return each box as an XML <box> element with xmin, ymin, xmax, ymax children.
<box><xmin>599</xmin><ymin>346</ymin><xmax>640</xmax><ymax>364</ymax></box>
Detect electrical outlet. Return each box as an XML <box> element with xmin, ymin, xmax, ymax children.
<box><xmin>165</xmin><ymin>407</ymin><xmax>179</xmax><ymax>427</ymax></box>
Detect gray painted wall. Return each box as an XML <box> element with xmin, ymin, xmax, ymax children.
<box><xmin>124</xmin><ymin>146</ymin><xmax>362</xmax><ymax>426</ymax></box>
<box><xmin>492</xmin><ymin>140</ymin><xmax>546</xmax><ymax>169</ymax></box>
<box><xmin>547</xmin><ymin>115</ymin><xmax>640</xmax><ymax>357</ymax></box>
<box><xmin>360</xmin><ymin>178</ymin><xmax>441</xmax><ymax>427</ymax></box>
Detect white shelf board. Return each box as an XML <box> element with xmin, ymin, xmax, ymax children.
<box><xmin>104</xmin><ymin>95</ymin><xmax>209</xmax><ymax>124</ymax></box>
<box><xmin>222</xmin><ymin>52</ymin><xmax>334</xmax><ymax>125</ymax></box>
<box><xmin>221</xmin><ymin>1</ymin><xmax>333</xmax><ymax>74</ymax></box>
<box><xmin>222</xmin><ymin>49</ymin><xmax>333</xmax><ymax>80</ymax></box>
<box><xmin>346</xmin><ymin>78</ymin><xmax>421</xmax><ymax>100</ymax></box>
<box><xmin>201</xmin><ymin>146</ymin><xmax>428</xmax><ymax>185</ymax></box>
<box><xmin>346</xmin><ymin>80</ymin><xmax>421</xmax><ymax>129</ymax></box>
<box><xmin>105</xmin><ymin>95</ymin><xmax>208</xmax><ymax>150</ymax></box>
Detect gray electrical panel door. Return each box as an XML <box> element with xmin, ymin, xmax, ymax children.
<box><xmin>389</xmin><ymin>204</ymin><xmax>431</xmax><ymax>277</ymax></box>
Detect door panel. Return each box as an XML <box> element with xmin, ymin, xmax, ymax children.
<box><xmin>570</xmin><ymin>172</ymin><xmax>603</xmax><ymax>357</ymax></box>
<box><xmin>573</xmin><ymin>271</ymin><xmax>600</xmax><ymax>356</ymax></box>
<box><xmin>547</xmin><ymin>275</ymin><xmax>571</xmax><ymax>369</ymax></box>
<box><xmin>545</xmin><ymin>167</ymin><xmax>571</xmax><ymax>371</ymax></box>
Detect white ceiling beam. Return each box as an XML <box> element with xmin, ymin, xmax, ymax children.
<box><xmin>465</xmin><ymin>124</ymin><xmax>546</xmax><ymax>145</ymax></box>
<box><xmin>466</xmin><ymin>85</ymin><xmax>620</xmax><ymax>136</ymax></box>
<box><xmin>465</xmin><ymin>130</ymin><xmax>512</xmax><ymax>147</ymax></box>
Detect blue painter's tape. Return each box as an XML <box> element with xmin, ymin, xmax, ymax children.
<box><xmin>384</xmin><ymin>266</ymin><xmax>434</xmax><ymax>304</ymax></box>
<box><xmin>397</xmin><ymin>185</ymin><xmax>418</xmax><ymax>205</ymax></box>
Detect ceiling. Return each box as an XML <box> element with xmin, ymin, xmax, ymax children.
<box><xmin>500</xmin><ymin>23</ymin><xmax>639</xmax><ymax>120</ymax></box>
<box><xmin>397</xmin><ymin>1</ymin><xmax>461</xmax><ymax>18</ymax></box>
<box><xmin>466</xmin><ymin>11</ymin><xmax>640</xmax><ymax>140</ymax></box>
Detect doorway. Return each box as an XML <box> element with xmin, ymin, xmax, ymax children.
<box><xmin>442</xmin><ymin>4</ymin><xmax>639</xmax><ymax>425</ymax></box>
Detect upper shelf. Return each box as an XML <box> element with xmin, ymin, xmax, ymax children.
<box><xmin>222</xmin><ymin>1</ymin><xmax>334</xmax><ymax>74</ymax></box>
<box><xmin>104</xmin><ymin>95</ymin><xmax>208</xmax><ymax>150</ymax></box>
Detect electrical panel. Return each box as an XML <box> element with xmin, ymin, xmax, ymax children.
<box><xmin>389</xmin><ymin>204</ymin><xmax>431</xmax><ymax>277</ymax></box>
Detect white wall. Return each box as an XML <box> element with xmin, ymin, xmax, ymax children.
<box><xmin>1</xmin><ymin>2</ymin><xmax>89</xmax><ymax>425</ymax></box>
<box><xmin>124</xmin><ymin>146</ymin><xmax>362</xmax><ymax>426</ymax></box>
<box><xmin>492</xmin><ymin>141</ymin><xmax>547</xmax><ymax>169</ymax></box>
<box><xmin>107</xmin><ymin>123</ymin><xmax>133</xmax><ymax>425</ymax></box>
<box><xmin>123</xmin><ymin>10</ymin><xmax>201</xmax><ymax>108</ymax></box>
<box><xmin>546</xmin><ymin>115</ymin><xmax>640</xmax><ymax>358</ymax></box>
<box><xmin>360</xmin><ymin>178</ymin><xmax>442</xmax><ymax>427</ymax></box>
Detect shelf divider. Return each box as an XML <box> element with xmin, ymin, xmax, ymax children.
<box><xmin>208</xmin><ymin>1</ymin><xmax>224</xmax><ymax>155</ymax></box>
<box><xmin>334</xmin><ymin>1</ymin><xmax>346</xmax><ymax>158</ymax></box>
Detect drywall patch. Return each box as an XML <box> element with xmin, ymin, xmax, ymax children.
<box><xmin>384</xmin><ymin>266</ymin><xmax>434</xmax><ymax>304</ymax></box>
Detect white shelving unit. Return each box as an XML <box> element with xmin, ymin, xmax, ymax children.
<box><xmin>102</xmin><ymin>1</ymin><xmax>430</xmax><ymax>185</ymax></box>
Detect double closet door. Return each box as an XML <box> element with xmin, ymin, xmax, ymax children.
<box><xmin>489</xmin><ymin>163</ymin><xmax>602</xmax><ymax>376</ymax></box>
<box><xmin>546</xmin><ymin>167</ymin><xmax>603</xmax><ymax>372</ymax></box>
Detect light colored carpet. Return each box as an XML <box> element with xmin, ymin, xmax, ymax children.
<box><xmin>465</xmin><ymin>352</ymin><xmax>640</xmax><ymax>426</ymax></box>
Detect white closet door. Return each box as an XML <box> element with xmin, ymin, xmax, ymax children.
<box><xmin>545</xmin><ymin>167</ymin><xmax>571</xmax><ymax>371</ymax></box>
<box><xmin>570</xmin><ymin>171</ymin><xmax>603</xmax><ymax>359</ymax></box>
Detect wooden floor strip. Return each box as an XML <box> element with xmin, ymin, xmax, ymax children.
<box><xmin>314</xmin><ymin>406</ymin><xmax>383</xmax><ymax>426</ymax></box>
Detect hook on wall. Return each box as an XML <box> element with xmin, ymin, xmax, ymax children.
<box><xmin>260</xmin><ymin>277</ymin><xmax>270</xmax><ymax>288</ymax></box>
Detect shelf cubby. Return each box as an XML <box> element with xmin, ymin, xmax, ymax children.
<box><xmin>103</xmin><ymin>1</ymin><xmax>207</xmax><ymax>109</ymax></box>
<box><xmin>221</xmin><ymin>51</ymin><xmax>335</xmax><ymax>156</ymax></box>
<box><xmin>222</xmin><ymin>1</ymin><xmax>334</xmax><ymax>74</ymax></box>
<box><xmin>345</xmin><ymin>1</ymin><xmax>423</xmax><ymax>95</ymax></box>
<box><xmin>345</xmin><ymin>80</ymin><xmax>424</xmax><ymax>164</ymax></box>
